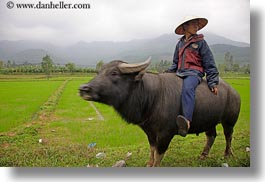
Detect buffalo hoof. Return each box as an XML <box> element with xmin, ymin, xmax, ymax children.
<box><xmin>199</xmin><ymin>154</ymin><xmax>208</xmax><ymax>160</ymax></box>
<box><xmin>224</xmin><ymin>151</ymin><xmax>234</xmax><ymax>158</ymax></box>
<box><xmin>146</xmin><ymin>161</ymin><xmax>154</xmax><ymax>167</ymax></box>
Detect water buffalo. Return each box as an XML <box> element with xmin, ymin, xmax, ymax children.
<box><xmin>79</xmin><ymin>57</ymin><xmax>241</xmax><ymax>167</ymax></box>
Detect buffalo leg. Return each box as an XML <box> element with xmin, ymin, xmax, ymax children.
<box><xmin>152</xmin><ymin>134</ymin><xmax>174</xmax><ymax>167</ymax></box>
<box><xmin>146</xmin><ymin>146</ymin><xmax>155</xmax><ymax>167</ymax></box>
<box><xmin>223</xmin><ymin>125</ymin><xmax>234</xmax><ymax>157</ymax></box>
<box><xmin>200</xmin><ymin>127</ymin><xmax>217</xmax><ymax>160</ymax></box>
<box><xmin>145</xmin><ymin>132</ymin><xmax>157</xmax><ymax>167</ymax></box>
<box><xmin>153</xmin><ymin>149</ymin><xmax>165</xmax><ymax>167</ymax></box>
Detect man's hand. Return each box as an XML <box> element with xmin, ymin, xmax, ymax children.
<box><xmin>211</xmin><ymin>86</ymin><xmax>218</xmax><ymax>95</ymax></box>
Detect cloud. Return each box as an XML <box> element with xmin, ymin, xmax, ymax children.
<box><xmin>0</xmin><ymin>0</ymin><xmax>250</xmax><ymax>45</ymax></box>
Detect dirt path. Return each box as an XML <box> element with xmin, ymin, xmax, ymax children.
<box><xmin>32</xmin><ymin>79</ymin><xmax>70</xmax><ymax>121</ymax></box>
<box><xmin>89</xmin><ymin>101</ymin><xmax>104</xmax><ymax>121</ymax></box>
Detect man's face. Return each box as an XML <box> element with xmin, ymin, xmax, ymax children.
<box><xmin>185</xmin><ymin>20</ymin><xmax>199</xmax><ymax>35</ymax></box>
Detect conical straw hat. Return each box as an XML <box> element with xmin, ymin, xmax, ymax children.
<box><xmin>175</xmin><ymin>15</ymin><xmax>208</xmax><ymax>35</ymax></box>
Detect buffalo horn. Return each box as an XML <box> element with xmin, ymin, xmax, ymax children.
<box><xmin>118</xmin><ymin>56</ymin><xmax>151</xmax><ymax>73</ymax></box>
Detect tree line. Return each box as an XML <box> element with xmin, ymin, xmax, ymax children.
<box><xmin>0</xmin><ymin>55</ymin><xmax>97</xmax><ymax>76</ymax></box>
<box><xmin>0</xmin><ymin>52</ymin><xmax>250</xmax><ymax>76</ymax></box>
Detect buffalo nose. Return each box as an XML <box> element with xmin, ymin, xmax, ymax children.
<box><xmin>79</xmin><ymin>84</ymin><xmax>91</xmax><ymax>92</ymax></box>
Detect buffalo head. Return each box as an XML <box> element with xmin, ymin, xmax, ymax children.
<box><xmin>79</xmin><ymin>57</ymin><xmax>151</xmax><ymax>107</ymax></box>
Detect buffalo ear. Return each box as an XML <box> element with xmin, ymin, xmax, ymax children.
<box><xmin>134</xmin><ymin>69</ymin><xmax>147</xmax><ymax>81</ymax></box>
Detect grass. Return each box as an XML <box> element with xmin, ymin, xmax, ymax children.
<box><xmin>0</xmin><ymin>80</ymin><xmax>63</xmax><ymax>132</ymax></box>
<box><xmin>0</xmin><ymin>75</ymin><xmax>250</xmax><ymax>167</ymax></box>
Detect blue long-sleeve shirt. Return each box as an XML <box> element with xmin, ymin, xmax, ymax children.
<box><xmin>167</xmin><ymin>34</ymin><xmax>219</xmax><ymax>89</ymax></box>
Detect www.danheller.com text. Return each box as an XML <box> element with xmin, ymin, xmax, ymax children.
<box><xmin>6</xmin><ymin>1</ymin><xmax>91</xmax><ymax>10</ymax></box>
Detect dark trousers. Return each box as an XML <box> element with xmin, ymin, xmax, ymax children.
<box><xmin>181</xmin><ymin>75</ymin><xmax>200</xmax><ymax>122</ymax></box>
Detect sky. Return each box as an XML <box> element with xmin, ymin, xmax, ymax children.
<box><xmin>0</xmin><ymin>0</ymin><xmax>250</xmax><ymax>45</ymax></box>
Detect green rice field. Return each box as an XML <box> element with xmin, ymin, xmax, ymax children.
<box><xmin>0</xmin><ymin>74</ymin><xmax>250</xmax><ymax>167</ymax></box>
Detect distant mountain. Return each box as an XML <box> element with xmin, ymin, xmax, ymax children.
<box><xmin>0</xmin><ymin>32</ymin><xmax>250</xmax><ymax>66</ymax></box>
<box><xmin>210</xmin><ymin>44</ymin><xmax>250</xmax><ymax>65</ymax></box>
<box><xmin>0</xmin><ymin>40</ymin><xmax>69</xmax><ymax>64</ymax></box>
<box><xmin>204</xmin><ymin>33</ymin><xmax>250</xmax><ymax>47</ymax></box>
